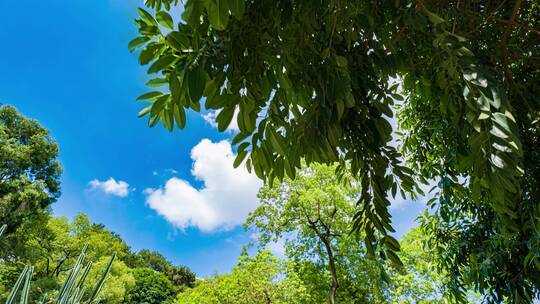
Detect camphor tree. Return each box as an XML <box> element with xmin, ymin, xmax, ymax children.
<box><xmin>129</xmin><ymin>0</ymin><xmax>540</xmax><ymax>301</ymax></box>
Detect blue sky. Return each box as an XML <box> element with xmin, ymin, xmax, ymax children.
<box><xmin>0</xmin><ymin>0</ymin><xmax>426</xmax><ymax>276</ymax></box>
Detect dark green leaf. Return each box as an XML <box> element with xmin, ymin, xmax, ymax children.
<box><xmin>166</xmin><ymin>31</ymin><xmax>189</xmax><ymax>51</ymax></box>
<box><xmin>187</xmin><ymin>66</ymin><xmax>207</xmax><ymax>102</ymax></box>
<box><xmin>148</xmin><ymin>55</ymin><xmax>176</xmax><ymax>74</ymax></box>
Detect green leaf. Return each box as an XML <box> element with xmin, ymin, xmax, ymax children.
<box><xmin>206</xmin><ymin>94</ymin><xmax>238</xmax><ymax>110</ymax></box>
<box><xmin>137</xmin><ymin>7</ymin><xmax>158</xmax><ymax>27</ymax></box>
<box><xmin>139</xmin><ymin>43</ymin><xmax>163</xmax><ymax>65</ymax></box>
<box><xmin>268</xmin><ymin>130</ymin><xmax>287</xmax><ymax>156</ymax></box>
<box><xmin>335</xmin><ymin>55</ymin><xmax>348</xmax><ymax>67</ymax></box>
<box><xmin>336</xmin><ymin>99</ymin><xmax>344</xmax><ymax>120</ymax></box>
<box><xmin>170</xmin><ymin>72</ymin><xmax>184</xmax><ymax>103</ymax></box>
<box><xmin>138</xmin><ymin>106</ymin><xmax>152</xmax><ymax>118</ymax></box>
<box><xmin>187</xmin><ymin>66</ymin><xmax>207</xmax><ymax>102</ymax></box>
<box><xmin>182</xmin><ymin>0</ymin><xmax>204</xmax><ymax>26</ymax></box>
<box><xmin>229</xmin><ymin>0</ymin><xmax>245</xmax><ymax>19</ymax></box>
<box><xmin>156</xmin><ymin>11</ymin><xmax>174</xmax><ymax>30</ymax></box>
<box><xmin>206</xmin><ymin>0</ymin><xmax>229</xmax><ymax>30</ymax></box>
<box><xmin>384</xmin><ymin>235</ymin><xmax>401</xmax><ymax>252</ymax></box>
<box><xmin>425</xmin><ymin>11</ymin><xmax>445</xmax><ymax>25</ymax></box>
<box><xmin>137</xmin><ymin>91</ymin><xmax>163</xmax><ymax>101</ymax></box>
<box><xmin>216</xmin><ymin>107</ymin><xmax>235</xmax><ymax>131</ymax></box>
<box><xmin>151</xmin><ymin>94</ymin><xmax>169</xmax><ymax>117</ymax></box>
<box><xmin>173</xmin><ymin>104</ymin><xmax>186</xmax><ymax>129</ymax></box>
<box><xmin>128</xmin><ymin>36</ymin><xmax>150</xmax><ymax>52</ymax></box>
<box><xmin>233</xmin><ymin>150</ymin><xmax>248</xmax><ymax>168</ymax></box>
<box><xmin>167</xmin><ymin>31</ymin><xmax>190</xmax><ymax>51</ymax></box>
<box><xmin>148</xmin><ymin>55</ymin><xmax>176</xmax><ymax>74</ymax></box>
<box><xmin>386</xmin><ymin>249</ymin><xmax>403</xmax><ymax>267</ymax></box>
<box><xmin>146</xmin><ymin>77</ymin><xmax>169</xmax><ymax>87</ymax></box>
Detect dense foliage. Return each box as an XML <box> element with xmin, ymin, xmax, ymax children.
<box><xmin>0</xmin><ymin>106</ymin><xmax>196</xmax><ymax>303</ymax></box>
<box><xmin>0</xmin><ymin>213</ymin><xmax>195</xmax><ymax>303</ymax></box>
<box><xmin>248</xmin><ymin>164</ymin><xmax>470</xmax><ymax>303</ymax></box>
<box><xmin>0</xmin><ymin>105</ymin><xmax>61</xmax><ymax>235</ymax></box>
<box><xmin>125</xmin><ymin>268</ymin><xmax>176</xmax><ymax>304</ymax></box>
<box><xmin>130</xmin><ymin>0</ymin><xmax>540</xmax><ymax>301</ymax></box>
<box><xmin>174</xmin><ymin>230</ymin><xmax>464</xmax><ymax>303</ymax></box>
<box><xmin>176</xmin><ymin>249</ymin><xmax>310</xmax><ymax>304</ymax></box>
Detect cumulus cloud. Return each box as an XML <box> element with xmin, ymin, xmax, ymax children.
<box><xmin>145</xmin><ymin>139</ymin><xmax>261</xmax><ymax>232</ymax></box>
<box><xmin>202</xmin><ymin>109</ymin><xmax>239</xmax><ymax>133</ymax></box>
<box><xmin>89</xmin><ymin>178</ymin><xmax>130</xmax><ymax>197</ymax></box>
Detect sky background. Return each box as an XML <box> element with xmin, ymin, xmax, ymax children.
<box><xmin>0</xmin><ymin>0</ymin><xmax>426</xmax><ymax>276</ymax></box>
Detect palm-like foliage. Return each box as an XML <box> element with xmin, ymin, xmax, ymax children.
<box><xmin>2</xmin><ymin>225</ymin><xmax>115</xmax><ymax>304</ymax></box>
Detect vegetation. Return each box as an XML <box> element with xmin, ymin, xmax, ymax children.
<box><xmin>130</xmin><ymin>0</ymin><xmax>540</xmax><ymax>301</ymax></box>
<box><xmin>0</xmin><ymin>106</ymin><xmax>195</xmax><ymax>303</ymax></box>
<box><xmin>0</xmin><ymin>105</ymin><xmax>61</xmax><ymax>237</ymax></box>
<box><xmin>176</xmin><ymin>249</ymin><xmax>309</xmax><ymax>304</ymax></box>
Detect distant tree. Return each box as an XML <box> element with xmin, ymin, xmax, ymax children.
<box><xmin>0</xmin><ymin>105</ymin><xmax>61</xmax><ymax>233</ymax></box>
<box><xmin>125</xmin><ymin>268</ymin><xmax>176</xmax><ymax>304</ymax></box>
<box><xmin>125</xmin><ymin>249</ymin><xmax>196</xmax><ymax>289</ymax></box>
<box><xmin>246</xmin><ymin>164</ymin><xmax>387</xmax><ymax>303</ymax></box>
<box><xmin>175</xmin><ymin>249</ymin><xmax>309</xmax><ymax>304</ymax></box>
<box><xmin>166</xmin><ymin>265</ymin><xmax>196</xmax><ymax>289</ymax></box>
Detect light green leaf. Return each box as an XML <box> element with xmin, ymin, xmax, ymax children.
<box><xmin>156</xmin><ymin>11</ymin><xmax>174</xmax><ymax>30</ymax></box>
<box><xmin>138</xmin><ymin>106</ymin><xmax>152</xmax><ymax>117</ymax></box>
<box><xmin>137</xmin><ymin>91</ymin><xmax>163</xmax><ymax>101</ymax></box>
<box><xmin>206</xmin><ymin>0</ymin><xmax>229</xmax><ymax>30</ymax></box>
<box><xmin>146</xmin><ymin>78</ymin><xmax>169</xmax><ymax>87</ymax></box>
<box><xmin>128</xmin><ymin>36</ymin><xmax>150</xmax><ymax>52</ymax></box>
<box><xmin>229</xmin><ymin>0</ymin><xmax>245</xmax><ymax>19</ymax></box>
<box><xmin>137</xmin><ymin>8</ymin><xmax>158</xmax><ymax>27</ymax></box>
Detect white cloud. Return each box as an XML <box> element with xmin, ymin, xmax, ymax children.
<box><xmin>202</xmin><ymin>109</ymin><xmax>239</xmax><ymax>133</ymax></box>
<box><xmin>89</xmin><ymin>178</ymin><xmax>130</xmax><ymax>197</ymax></box>
<box><xmin>145</xmin><ymin>139</ymin><xmax>261</xmax><ymax>232</ymax></box>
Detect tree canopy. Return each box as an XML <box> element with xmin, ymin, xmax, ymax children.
<box><xmin>175</xmin><ymin>249</ymin><xmax>311</xmax><ymax>304</ymax></box>
<box><xmin>247</xmin><ymin>164</ymin><xmax>470</xmax><ymax>303</ymax></box>
<box><xmin>130</xmin><ymin>0</ymin><xmax>540</xmax><ymax>301</ymax></box>
<box><xmin>0</xmin><ymin>105</ymin><xmax>61</xmax><ymax>233</ymax></box>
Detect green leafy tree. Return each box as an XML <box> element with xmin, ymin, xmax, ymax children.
<box><xmin>246</xmin><ymin>164</ymin><xmax>388</xmax><ymax>303</ymax></box>
<box><xmin>130</xmin><ymin>0</ymin><xmax>540</xmax><ymax>301</ymax></box>
<box><xmin>126</xmin><ymin>249</ymin><xmax>196</xmax><ymax>289</ymax></box>
<box><xmin>125</xmin><ymin>268</ymin><xmax>176</xmax><ymax>304</ymax></box>
<box><xmin>175</xmin><ymin>249</ymin><xmax>309</xmax><ymax>304</ymax></box>
<box><xmin>0</xmin><ymin>105</ymin><xmax>61</xmax><ymax>235</ymax></box>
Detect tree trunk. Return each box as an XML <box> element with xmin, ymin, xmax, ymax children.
<box><xmin>322</xmin><ymin>237</ymin><xmax>338</xmax><ymax>304</ymax></box>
